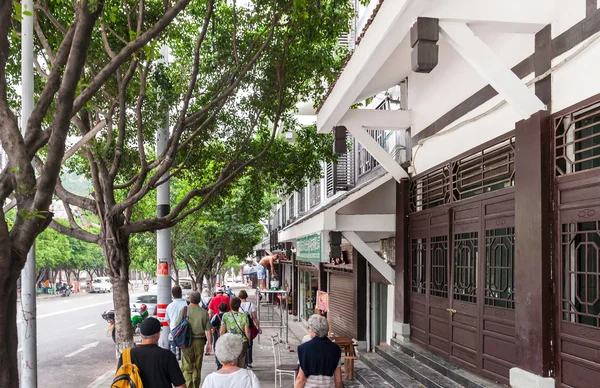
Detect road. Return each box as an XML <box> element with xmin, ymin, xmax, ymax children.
<box><xmin>16</xmin><ymin>287</ymin><xmax>148</xmax><ymax>387</ymax></box>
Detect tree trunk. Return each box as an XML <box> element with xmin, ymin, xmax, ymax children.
<box><xmin>101</xmin><ymin>217</ymin><xmax>134</xmax><ymax>352</ymax></box>
<box><xmin>0</xmin><ymin>250</ymin><xmax>23</xmax><ymax>386</ymax></box>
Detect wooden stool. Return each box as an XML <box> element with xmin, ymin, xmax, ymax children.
<box><xmin>342</xmin><ymin>356</ymin><xmax>358</xmax><ymax>380</ymax></box>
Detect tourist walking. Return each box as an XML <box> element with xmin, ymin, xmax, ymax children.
<box><xmin>208</xmin><ymin>287</ymin><xmax>231</xmax><ymax>318</ymax></box>
<box><xmin>238</xmin><ymin>290</ymin><xmax>261</xmax><ymax>368</ymax></box>
<box><xmin>178</xmin><ymin>291</ymin><xmax>213</xmax><ymax>388</ymax></box>
<box><xmin>202</xmin><ymin>333</ymin><xmax>261</xmax><ymax>388</ymax></box>
<box><xmin>220</xmin><ymin>297</ymin><xmax>251</xmax><ymax>368</ymax></box>
<box><xmin>115</xmin><ymin>317</ymin><xmax>186</xmax><ymax>388</ymax></box>
<box><xmin>166</xmin><ymin>286</ymin><xmax>188</xmax><ymax>357</ymax></box>
<box><xmin>200</xmin><ymin>288</ymin><xmax>212</xmax><ymax>310</ymax></box>
<box><xmin>211</xmin><ymin>302</ymin><xmax>229</xmax><ymax>370</ymax></box>
<box><xmin>295</xmin><ymin>314</ymin><xmax>342</xmax><ymax>388</ymax></box>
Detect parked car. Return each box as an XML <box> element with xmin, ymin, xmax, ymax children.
<box><xmin>130</xmin><ymin>294</ymin><xmax>158</xmax><ymax>316</ymax></box>
<box><xmin>91</xmin><ymin>277</ymin><xmax>112</xmax><ymax>293</ymax></box>
<box><xmin>179</xmin><ymin>278</ymin><xmax>193</xmax><ymax>289</ymax></box>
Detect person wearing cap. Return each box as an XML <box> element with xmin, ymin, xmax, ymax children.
<box><xmin>166</xmin><ymin>286</ymin><xmax>188</xmax><ymax>357</ymax></box>
<box><xmin>208</xmin><ymin>287</ymin><xmax>230</xmax><ymax>319</ymax></box>
<box><xmin>116</xmin><ymin>317</ymin><xmax>186</xmax><ymax>388</ymax></box>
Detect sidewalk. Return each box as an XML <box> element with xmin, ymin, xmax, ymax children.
<box><xmin>92</xmin><ymin>285</ymin><xmax>363</xmax><ymax>387</ymax></box>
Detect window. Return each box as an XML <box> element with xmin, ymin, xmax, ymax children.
<box><xmin>485</xmin><ymin>227</ymin><xmax>515</xmax><ymax>309</ymax></box>
<box><xmin>289</xmin><ymin>196</ymin><xmax>295</xmax><ymax>220</ymax></box>
<box><xmin>453</xmin><ymin>232</ymin><xmax>478</xmax><ymax>303</ymax></box>
<box><xmin>298</xmin><ymin>188</ymin><xmax>306</xmax><ymax>215</ymax></box>
<box><xmin>310</xmin><ymin>181</ymin><xmax>321</xmax><ymax>208</ymax></box>
<box><xmin>430</xmin><ymin>236</ymin><xmax>449</xmax><ymax>298</ymax></box>
<box><xmin>561</xmin><ymin>221</ymin><xmax>600</xmax><ymax>327</ymax></box>
<box><xmin>556</xmin><ymin>101</ymin><xmax>600</xmax><ymax>175</ymax></box>
<box><xmin>411</xmin><ymin>238</ymin><xmax>427</xmax><ymax>294</ymax></box>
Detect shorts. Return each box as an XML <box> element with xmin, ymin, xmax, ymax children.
<box><xmin>257</xmin><ymin>264</ymin><xmax>266</xmax><ymax>280</ymax></box>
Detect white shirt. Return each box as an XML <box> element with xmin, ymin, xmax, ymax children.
<box><xmin>202</xmin><ymin>368</ymin><xmax>261</xmax><ymax>388</ymax></box>
<box><xmin>165</xmin><ymin>298</ymin><xmax>187</xmax><ymax>330</ymax></box>
<box><xmin>240</xmin><ymin>301</ymin><xmax>256</xmax><ymax>314</ymax></box>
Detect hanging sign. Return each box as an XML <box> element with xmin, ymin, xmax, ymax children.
<box><xmin>297</xmin><ymin>233</ymin><xmax>322</xmax><ymax>262</ymax></box>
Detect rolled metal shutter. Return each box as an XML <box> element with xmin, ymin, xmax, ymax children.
<box><xmin>328</xmin><ymin>272</ymin><xmax>355</xmax><ymax>339</ymax></box>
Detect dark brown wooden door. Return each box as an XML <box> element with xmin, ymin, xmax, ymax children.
<box><xmin>555</xmin><ymin>174</ymin><xmax>600</xmax><ymax>388</ymax></box>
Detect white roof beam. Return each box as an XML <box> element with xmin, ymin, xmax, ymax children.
<box><xmin>425</xmin><ymin>0</ymin><xmax>551</xmax><ymax>34</ymax></box>
<box><xmin>343</xmin><ymin>231</ymin><xmax>395</xmax><ymax>285</ymax></box>
<box><xmin>336</xmin><ymin>214</ymin><xmax>395</xmax><ymax>233</ymax></box>
<box><xmin>341</xmin><ymin>109</ymin><xmax>411</xmax><ymax>130</ymax></box>
<box><xmin>345</xmin><ymin>124</ymin><xmax>409</xmax><ymax>183</ymax></box>
<box><xmin>317</xmin><ymin>0</ymin><xmax>430</xmax><ymax>133</ymax></box>
<box><xmin>439</xmin><ymin>21</ymin><xmax>545</xmax><ymax>120</ymax></box>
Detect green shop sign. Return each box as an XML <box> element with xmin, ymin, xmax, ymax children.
<box><xmin>297</xmin><ymin>233</ymin><xmax>322</xmax><ymax>262</ymax></box>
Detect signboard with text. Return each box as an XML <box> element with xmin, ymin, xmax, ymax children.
<box><xmin>297</xmin><ymin>233</ymin><xmax>322</xmax><ymax>262</ymax></box>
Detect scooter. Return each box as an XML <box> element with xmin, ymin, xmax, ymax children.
<box><xmin>102</xmin><ymin>304</ymin><xmax>148</xmax><ymax>343</ymax></box>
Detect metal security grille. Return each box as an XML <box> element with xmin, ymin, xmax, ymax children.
<box><xmin>310</xmin><ymin>181</ymin><xmax>321</xmax><ymax>208</ymax></box>
<box><xmin>410</xmin><ymin>136</ymin><xmax>515</xmax><ymax>213</ymax></box>
<box><xmin>288</xmin><ymin>196</ymin><xmax>294</xmax><ymax>221</ymax></box>
<box><xmin>452</xmin><ymin>138</ymin><xmax>515</xmax><ymax>201</ymax></box>
<box><xmin>453</xmin><ymin>232</ymin><xmax>478</xmax><ymax>303</ymax></box>
<box><xmin>430</xmin><ymin>236</ymin><xmax>449</xmax><ymax>298</ymax></box>
<box><xmin>411</xmin><ymin>238</ymin><xmax>427</xmax><ymax>294</ymax></box>
<box><xmin>409</xmin><ymin>166</ymin><xmax>451</xmax><ymax>213</ymax></box>
<box><xmin>555</xmin><ymin>101</ymin><xmax>600</xmax><ymax>176</ymax></box>
<box><xmin>485</xmin><ymin>227</ymin><xmax>515</xmax><ymax>309</ymax></box>
<box><xmin>298</xmin><ymin>188</ymin><xmax>306</xmax><ymax>215</ymax></box>
<box><xmin>561</xmin><ymin>220</ymin><xmax>600</xmax><ymax>327</ymax></box>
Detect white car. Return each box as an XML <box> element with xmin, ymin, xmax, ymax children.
<box><xmin>91</xmin><ymin>277</ymin><xmax>112</xmax><ymax>293</ymax></box>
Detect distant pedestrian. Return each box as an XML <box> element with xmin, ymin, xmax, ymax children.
<box><xmin>226</xmin><ymin>285</ymin><xmax>233</xmax><ymax>297</ymax></box>
<box><xmin>115</xmin><ymin>317</ymin><xmax>186</xmax><ymax>388</ymax></box>
<box><xmin>208</xmin><ymin>287</ymin><xmax>230</xmax><ymax>318</ymax></box>
<box><xmin>178</xmin><ymin>291</ymin><xmax>213</xmax><ymax>388</ymax></box>
<box><xmin>200</xmin><ymin>288</ymin><xmax>212</xmax><ymax>310</ymax></box>
<box><xmin>166</xmin><ymin>286</ymin><xmax>188</xmax><ymax>357</ymax></box>
<box><xmin>295</xmin><ymin>314</ymin><xmax>342</xmax><ymax>388</ymax></box>
<box><xmin>211</xmin><ymin>302</ymin><xmax>229</xmax><ymax>370</ymax></box>
<box><xmin>202</xmin><ymin>333</ymin><xmax>261</xmax><ymax>388</ymax></box>
<box><xmin>220</xmin><ymin>297</ymin><xmax>250</xmax><ymax>368</ymax></box>
<box><xmin>238</xmin><ymin>290</ymin><xmax>261</xmax><ymax>368</ymax></box>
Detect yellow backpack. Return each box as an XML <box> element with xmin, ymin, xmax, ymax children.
<box><xmin>112</xmin><ymin>348</ymin><xmax>144</xmax><ymax>388</ymax></box>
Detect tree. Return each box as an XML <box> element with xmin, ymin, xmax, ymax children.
<box><xmin>0</xmin><ymin>0</ymin><xmax>351</xmax><ymax>378</ymax></box>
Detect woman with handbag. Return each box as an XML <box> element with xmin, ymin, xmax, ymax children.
<box><xmin>220</xmin><ymin>297</ymin><xmax>251</xmax><ymax>368</ymax></box>
<box><xmin>238</xmin><ymin>290</ymin><xmax>261</xmax><ymax>368</ymax></box>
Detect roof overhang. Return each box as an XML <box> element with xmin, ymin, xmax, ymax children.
<box><xmin>279</xmin><ymin>172</ymin><xmax>394</xmax><ymax>242</ymax></box>
<box><xmin>317</xmin><ymin>0</ymin><xmax>553</xmax><ymax>134</ymax></box>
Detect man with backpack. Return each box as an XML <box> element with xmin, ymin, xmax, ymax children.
<box><xmin>166</xmin><ymin>285</ymin><xmax>188</xmax><ymax>357</ymax></box>
<box><xmin>176</xmin><ymin>291</ymin><xmax>213</xmax><ymax>388</ymax></box>
<box><xmin>114</xmin><ymin>317</ymin><xmax>186</xmax><ymax>388</ymax></box>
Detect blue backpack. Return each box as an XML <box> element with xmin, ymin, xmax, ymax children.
<box><xmin>171</xmin><ymin>306</ymin><xmax>192</xmax><ymax>349</ymax></box>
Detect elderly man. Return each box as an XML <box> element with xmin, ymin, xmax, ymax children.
<box><xmin>166</xmin><ymin>285</ymin><xmax>188</xmax><ymax>357</ymax></box>
<box><xmin>295</xmin><ymin>315</ymin><xmax>342</xmax><ymax>388</ymax></box>
<box><xmin>116</xmin><ymin>317</ymin><xmax>186</xmax><ymax>388</ymax></box>
<box><xmin>257</xmin><ymin>252</ymin><xmax>282</xmax><ymax>290</ymax></box>
<box><xmin>179</xmin><ymin>291</ymin><xmax>213</xmax><ymax>388</ymax></box>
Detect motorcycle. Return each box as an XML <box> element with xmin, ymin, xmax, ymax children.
<box><xmin>102</xmin><ymin>304</ymin><xmax>149</xmax><ymax>343</ymax></box>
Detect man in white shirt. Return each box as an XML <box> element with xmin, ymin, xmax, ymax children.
<box><xmin>165</xmin><ymin>285</ymin><xmax>188</xmax><ymax>357</ymax></box>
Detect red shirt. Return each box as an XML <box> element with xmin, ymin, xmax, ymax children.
<box><xmin>208</xmin><ymin>294</ymin><xmax>231</xmax><ymax>315</ymax></box>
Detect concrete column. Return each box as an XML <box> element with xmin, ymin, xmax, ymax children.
<box><xmin>512</xmin><ymin>110</ymin><xmax>554</xmax><ymax>388</ymax></box>
<box><xmin>353</xmin><ymin>249</ymin><xmax>367</xmax><ymax>349</ymax></box>
<box><xmin>394</xmin><ymin>180</ymin><xmax>411</xmax><ymax>341</ymax></box>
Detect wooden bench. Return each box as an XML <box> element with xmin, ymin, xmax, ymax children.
<box><xmin>342</xmin><ymin>356</ymin><xmax>358</xmax><ymax>380</ymax></box>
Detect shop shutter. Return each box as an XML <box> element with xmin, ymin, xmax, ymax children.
<box><xmin>328</xmin><ymin>272</ymin><xmax>355</xmax><ymax>339</ymax></box>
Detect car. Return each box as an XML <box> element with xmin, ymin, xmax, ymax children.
<box><xmin>91</xmin><ymin>277</ymin><xmax>112</xmax><ymax>293</ymax></box>
<box><xmin>179</xmin><ymin>278</ymin><xmax>193</xmax><ymax>289</ymax></box>
<box><xmin>130</xmin><ymin>294</ymin><xmax>158</xmax><ymax>316</ymax></box>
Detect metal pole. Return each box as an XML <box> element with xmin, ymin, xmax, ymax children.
<box><xmin>156</xmin><ymin>45</ymin><xmax>172</xmax><ymax>349</ymax></box>
<box><xmin>20</xmin><ymin>0</ymin><xmax>37</xmax><ymax>385</ymax></box>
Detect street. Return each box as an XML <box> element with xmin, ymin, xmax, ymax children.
<box><xmin>17</xmin><ymin>290</ymin><xmax>125</xmax><ymax>388</ymax></box>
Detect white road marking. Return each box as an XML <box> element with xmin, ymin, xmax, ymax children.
<box><xmin>78</xmin><ymin>323</ymin><xmax>97</xmax><ymax>330</ymax></box>
<box><xmin>87</xmin><ymin>369</ymin><xmax>114</xmax><ymax>388</ymax></box>
<box><xmin>16</xmin><ymin>300</ymin><xmax>112</xmax><ymax>324</ymax></box>
<box><xmin>65</xmin><ymin>341</ymin><xmax>99</xmax><ymax>358</ymax></box>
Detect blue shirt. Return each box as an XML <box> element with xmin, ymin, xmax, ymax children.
<box><xmin>297</xmin><ymin>337</ymin><xmax>342</xmax><ymax>378</ymax></box>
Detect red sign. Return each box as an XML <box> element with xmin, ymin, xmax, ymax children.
<box><xmin>157</xmin><ymin>262</ymin><xmax>169</xmax><ymax>276</ymax></box>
